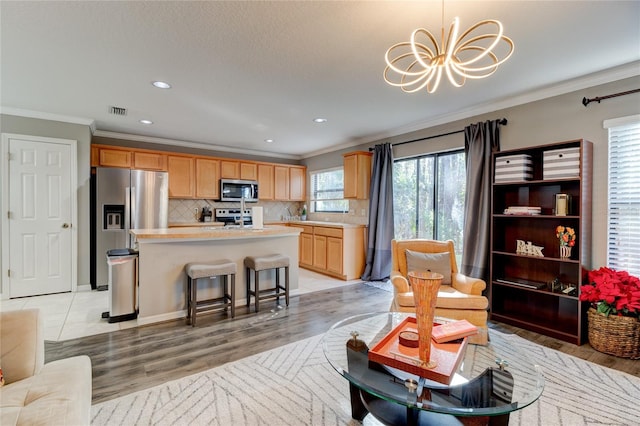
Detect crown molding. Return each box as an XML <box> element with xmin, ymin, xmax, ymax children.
<box><xmin>0</xmin><ymin>107</ymin><xmax>96</xmax><ymax>133</ymax></box>
<box><xmin>302</xmin><ymin>61</ymin><xmax>640</xmax><ymax>159</ymax></box>
<box><xmin>93</xmin><ymin>130</ymin><xmax>302</xmax><ymax>161</ymax></box>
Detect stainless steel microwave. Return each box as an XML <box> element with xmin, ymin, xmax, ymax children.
<box><xmin>220</xmin><ymin>179</ymin><xmax>259</xmax><ymax>202</ymax></box>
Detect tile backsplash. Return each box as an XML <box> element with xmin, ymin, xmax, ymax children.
<box><xmin>169</xmin><ymin>198</ymin><xmax>369</xmax><ymax>225</ymax></box>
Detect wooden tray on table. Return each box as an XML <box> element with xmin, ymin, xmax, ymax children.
<box><xmin>368</xmin><ymin>316</ymin><xmax>468</xmax><ymax>385</ymax></box>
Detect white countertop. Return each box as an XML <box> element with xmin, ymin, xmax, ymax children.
<box><xmin>130</xmin><ymin>225</ymin><xmax>301</xmax><ymax>242</ymax></box>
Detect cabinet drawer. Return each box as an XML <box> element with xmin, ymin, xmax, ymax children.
<box><xmin>314</xmin><ymin>226</ymin><xmax>343</xmax><ymax>238</ymax></box>
<box><xmin>297</xmin><ymin>225</ymin><xmax>313</xmax><ymax>234</ymax></box>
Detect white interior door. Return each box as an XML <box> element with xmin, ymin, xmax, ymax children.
<box><xmin>5</xmin><ymin>135</ymin><xmax>76</xmax><ymax>297</ymax></box>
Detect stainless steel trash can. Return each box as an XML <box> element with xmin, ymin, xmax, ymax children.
<box><xmin>105</xmin><ymin>248</ymin><xmax>138</xmax><ymax>323</ymax></box>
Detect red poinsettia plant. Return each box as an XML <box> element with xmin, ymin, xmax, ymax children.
<box><xmin>579</xmin><ymin>267</ymin><xmax>640</xmax><ymax>318</ymax></box>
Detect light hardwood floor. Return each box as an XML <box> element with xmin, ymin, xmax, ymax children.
<box><xmin>45</xmin><ymin>283</ymin><xmax>639</xmax><ymax>405</ymax></box>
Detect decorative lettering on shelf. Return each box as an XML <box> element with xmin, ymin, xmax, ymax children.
<box><xmin>515</xmin><ymin>239</ymin><xmax>544</xmax><ymax>257</ymax></box>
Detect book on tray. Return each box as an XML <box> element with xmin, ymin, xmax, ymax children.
<box><xmin>431</xmin><ymin>319</ymin><xmax>478</xmax><ymax>344</ymax></box>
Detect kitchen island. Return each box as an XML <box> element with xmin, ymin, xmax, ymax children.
<box><xmin>130</xmin><ymin>225</ymin><xmax>302</xmax><ymax>325</ymax></box>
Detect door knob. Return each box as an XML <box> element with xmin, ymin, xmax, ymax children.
<box><xmin>62</xmin><ymin>223</ymin><xmax>70</xmax><ymax>228</ymax></box>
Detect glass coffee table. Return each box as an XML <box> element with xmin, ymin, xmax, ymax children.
<box><xmin>323</xmin><ymin>312</ymin><xmax>544</xmax><ymax>426</ymax></box>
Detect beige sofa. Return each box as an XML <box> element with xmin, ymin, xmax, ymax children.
<box><xmin>1</xmin><ymin>309</ymin><xmax>92</xmax><ymax>425</ymax></box>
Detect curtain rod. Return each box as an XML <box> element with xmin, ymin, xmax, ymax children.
<box><xmin>369</xmin><ymin>118</ymin><xmax>507</xmax><ymax>151</ymax></box>
<box><xmin>582</xmin><ymin>88</ymin><xmax>640</xmax><ymax>107</ymax></box>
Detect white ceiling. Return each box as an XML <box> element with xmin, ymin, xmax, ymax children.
<box><xmin>1</xmin><ymin>1</ymin><xmax>639</xmax><ymax>159</ymax></box>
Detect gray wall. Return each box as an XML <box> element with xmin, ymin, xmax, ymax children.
<box><xmin>0</xmin><ymin>114</ymin><xmax>92</xmax><ymax>289</ymax></box>
<box><xmin>302</xmin><ymin>76</ymin><xmax>640</xmax><ymax>269</ymax></box>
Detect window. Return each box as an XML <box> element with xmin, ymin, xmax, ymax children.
<box><xmin>310</xmin><ymin>168</ymin><xmax>349</xmax><ymax>213</ymax></box>
<box><xmin>393</xmin><ymin>150</ymin><xmax>466</xmax><ymax>254</ymax></box>
<box><xmin>606</xmin><ymin>116</ymin><xmax>640</xmax><ymax>276</ymax></box>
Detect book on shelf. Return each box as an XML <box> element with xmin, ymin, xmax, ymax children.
<box><xmin>503</xmin><ymin>206</ymin><xmax>542</xmax><ymax>215</ymax></box>
<box><xmin>496</xmin><ymin>277</ymin><xmax>547</xmax><ymax>290</ymax></box>
<box><xmin>431</xmin><ymin>319</ymin><xmax>478</xmax><ymax>344</ymax></box>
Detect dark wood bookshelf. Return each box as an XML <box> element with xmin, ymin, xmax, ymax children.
<box><xmin>490</xmin><ymin>139</ymin><xmax>593</xmax><ymax>345</ymax></box>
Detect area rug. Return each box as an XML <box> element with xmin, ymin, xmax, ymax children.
<box><xmin>91</xmin><ymin>330</ymin><xmax>640</xmax><ymax>426</ymax></box>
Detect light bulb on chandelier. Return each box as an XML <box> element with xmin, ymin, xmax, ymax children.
<box><xmin>383</xmin><ymin>5</ymin><xmax>514</xmax><ymax>94</ymax></box>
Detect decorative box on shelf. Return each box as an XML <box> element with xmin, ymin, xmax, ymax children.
<box><xmin>543</xmin><ymin>147</ymin><xmax>580</xmax><ymax>179</ymax></box>
<box><xmin>495</xmin><ymin>154</ymin><xmax>532</xmax><ymax>183</ymax></box>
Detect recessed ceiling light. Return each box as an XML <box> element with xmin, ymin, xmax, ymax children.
<box><xmin>152</xmin><ymin>81</ymin><xmax>171</xmax><ymax>89</ymax></box>
<box><xmin>264</xmin><ymin>139</ymin><xmax>274</xmax><ymax>143</ymax></box>
<box><xmin>139</xmin><ymin>119</ymin><xmax>153</xmax><ymax>125</ymax></box>
<box><xmin>313</xmin><ymin>118</ymin><xmax>327</xmax><ymax>123</ymax></box>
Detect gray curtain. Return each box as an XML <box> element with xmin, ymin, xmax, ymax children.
<box><xmin>361</xmin><ymin>143</ymin><xmax>394</xmax><ymax>281</ymax></box>
<box><xmin>461</xmin><ymin>120</ymin><xmax>501</xmax><ymax>283</ymax></box>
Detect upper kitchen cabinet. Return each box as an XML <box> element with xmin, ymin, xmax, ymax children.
<box><xmin>257</xmin><ymin>164</ymin><xmax>275</xmax><ymax>200</ymax></box>
<box><xmin>274</xmin><ymin>166</ymin><xmax>290</xmax><ymax>200</ymax></box>
<box><xmin>275</xmin><ymin>165</ymin><xmax>307</xmax><ymax>201</ymax></box>
<box><xmin>343</xmin><ymin>151</ymin><xmax>372</xmax><ymax>199</ymax></box>
<box><xmin>92</xmin><ymin>145</ymin><xmax>131</xmax><ymax>168</ymax></box>
<box><xmin>220</xmin><ymin>160</ymin><xmax>240</xmax><ymax>179</ymax></box>
<box><xmin>289</xmin><ymin>166</ymin><xmax>306</xmax><ymax>201</ymax></box>
<box><xmin>133</xmin><ymin>151</ymin><xmax>167</xmax><ymax>171</ymax></box>
<box><xmin>240</xmin><ymin>162</ymin><xmax>258</xmax><ymax>180</ymax></box>
<box><xmin>167</xmin><ymin>155</ymin><xmax>195</xmax><ymax>198</ymax></box>
<box><xmin>195</xmin><ymin>158</ymin><xmax>220</xmax><ymax>199</ymax></box>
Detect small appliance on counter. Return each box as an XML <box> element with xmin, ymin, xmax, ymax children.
<box><xmin>200</xmin><ymin>206</ymin><xmax>213</xmax><ymax>222</ymax></box>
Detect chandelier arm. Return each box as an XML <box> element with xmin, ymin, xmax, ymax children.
<box><xmin>454</xmin><ymin>35</ymin><xmax>514</xmax><ymax>68</ymax></box>
<box><xmin>451</xmin><ymin>56</ymin><xmax>500</xmax><ymax>79</ymax></box>
<box><xmin>426</xmin><ymin>66</ymin><xmax>444</xmax><ymax>93</ymax></box>
<box><xmin>385</xmin><ymin>48</ymin><xmax>435</xmax><ymax>76</ymax></box>
<box><xmin>454</xmin><ymin>41</ymin><xmax>513</xmax><ymax>72</ymax></box>
<box><xmin>444</xmin><ymin>63</ymin><xmax>466</xmax><ymax>87</ymax></box>
<box><xmin>443</xmin><ymin>17</ymin><xmax>460</xmax><ymax>62</ymax></box>
<box><xmin>385</xmin><ymin>60</ymin><xmax>437</xmax><ymax>89</ymax></box>
<box><xmin>408</xmin><ymin>29</ymin><xmax>441</xmax><ymax>70</ymax></box>
<box><xmin>453</xmin><ymin>20</ymin><xmax>504</xmax><ymax>62</ymax></box>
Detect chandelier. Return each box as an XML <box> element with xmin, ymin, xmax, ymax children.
<box><xmin>383</xmin><ymin>4</ymin><xmax>514</xmax><ymax>94</ymax></box>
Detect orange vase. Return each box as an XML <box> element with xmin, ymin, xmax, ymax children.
<box><xmin>407</xmin><ymin>271</ymin><xmax>443</xmax><ymax>369</ymax></box>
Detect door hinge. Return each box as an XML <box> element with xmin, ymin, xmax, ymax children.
<box><xmin>7</xmin><ymin>269</ymin><xmax>10</xmax><ymax>278</ymax></box>
<box><xmin>7</xmin><ymin>211</ymin><xmax>11</xmax><ymax>220</ymax></box>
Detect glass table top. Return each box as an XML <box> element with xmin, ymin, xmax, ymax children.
<box><xmin>323</xmin><ymin>312</ymin><xmax>544</xmax><ymax>417</ymax></box>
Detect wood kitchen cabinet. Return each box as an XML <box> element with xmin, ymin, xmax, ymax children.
<box><xmin>94</xmin><ymin>146</ymin><xmax>132</xmax><ymax>168</ymax></box>
<box><xmin>275</xmin><ymin>165</ymin><xmax>306</xmax><ymax>201</ymax></box>
<box><xmin>220</xmin><ymin>160</ymin><xmax>240</xmax><ymax>179</ymax></box>
<box><xmin>195</xmin><ymin>158</ymin><xmax>220</xmax><ymax>199</ymax></box>
<box><xmin>257</xmin><ymin>164</ymin><xmax>275</xmax><ymax>200</ymax></box>
<box><xmin>291</xmin><ymin>223</ymin><xmax>366</xmax><ymax>280</ymax></box>
<box><xmin>343</xmin><ymin>151</ymin><xmax>372</xmax><ymax>199</ymax></box>
<box><xmin>240</xmin><ymin>162</ymin><xmax>258</xmax><ymax>180</ymax></box>
<box><xmin>133</xmin><ymin>151</ymin><xmax>167</xmax><ymax>171</ymax></box>
<box><xmin>298</xmin><ymin>226</ymin><xmax>313</xmax><ymax>267</ymax></box>
<box><xmin>167</xmin><ymin>155</ymin><xmax>195</xmax><ymax>198</ymax></box>
<box><xmin>274</xmin><ymin>166</ymin><xmax>290</xmax><ymax>200</ymax></box>
<box><xmin>91</xmin><ymin>143</ymin><xmax>307</xmax><ymax>201</ymax></box>
<box><xmin>289</xmin><ymin>166</ymin><xmax>306</xmax><ymax>201</ymax></box>
<box><xmin>313</xmin><ymin>235</ymin><xmax>327</xmax><ymax>270</ymax></box>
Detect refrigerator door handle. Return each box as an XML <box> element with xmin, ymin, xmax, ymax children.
<box><xmin>125</xmin><ymin>186</ymin><xmax>131</xmax><ymax>248</ymax></box>
<box><xmin>130</xmin><ymin>186</ymin><xmax>136</xmax><ymax>228</ymax></box>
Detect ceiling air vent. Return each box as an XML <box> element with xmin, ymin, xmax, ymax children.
<box><xmin>109</xmin><ymin>106</ymin><xmax>128</xmax><ymax>116</ymax></box>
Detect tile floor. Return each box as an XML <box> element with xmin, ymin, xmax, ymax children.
<box><xmin>0</xmin><ymin>268</ymin><xmax>359</xmax><ymax>342</ymax></box>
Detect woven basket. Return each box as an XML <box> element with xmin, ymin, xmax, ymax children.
<box><xmin>587</xmin><ymin>307</ymin><xmax>640</xmax><ymax>359</ymax></box>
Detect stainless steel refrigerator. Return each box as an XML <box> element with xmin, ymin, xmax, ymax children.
<box><xmin>92</xmin><ymin>167</ymin><xmax>168</xmax><ymax>288</ymax></box>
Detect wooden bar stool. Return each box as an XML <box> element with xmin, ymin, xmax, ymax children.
<box><xmin>185</xmin><ymin>260</ymin><xmax>236</xmax><ymax>326</ymax></box>
<box><xmin>244</xmin><ymin>254</ymin><xmax>290</xmax><ymax>312</ymax></box>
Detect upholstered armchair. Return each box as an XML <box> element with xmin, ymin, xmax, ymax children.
<box><xmin>390</xmin><ymin>239</ymin><xmax>489</xmax><ymax>345</ymax></box>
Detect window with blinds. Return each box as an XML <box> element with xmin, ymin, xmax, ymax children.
<box><xmin>310</xmin><ymin>168</ymin><xmax>349</xmax><ymax>213</ymax></box>
<box><xmin>606</xmin><ymin>116</ymin><xmax>640</xmax><ymax>276</ymax></box>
